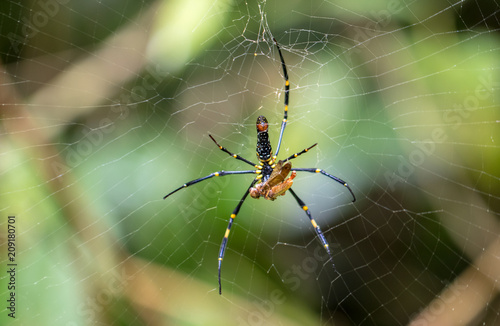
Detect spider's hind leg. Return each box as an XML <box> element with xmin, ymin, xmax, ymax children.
<box><xmin>209</xmin><ymin>134</ymin><xmax>258</xmax><ymax>168</ymax></box>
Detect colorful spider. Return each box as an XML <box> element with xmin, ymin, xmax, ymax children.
<box><xmin>164</xmin><ymin>39</ymin><xmax>356</xmax><ymax>294</ymax></box>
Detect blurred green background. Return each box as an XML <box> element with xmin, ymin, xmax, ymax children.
<box><xmin>0</xmin><ymin>0</ymin><xmax>499</xmax><ymax>325</ymax></box>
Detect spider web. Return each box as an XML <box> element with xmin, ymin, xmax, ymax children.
<box><xmin>1</xmin><ymin>0</ymin><xmax>499</xmax><ymax>325</ymax></box>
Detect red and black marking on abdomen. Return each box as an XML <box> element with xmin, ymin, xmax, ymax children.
<box><xmin>256</xmin><ymin>115</ymin><xmax>272</xmax><ymax>162</ymax></box>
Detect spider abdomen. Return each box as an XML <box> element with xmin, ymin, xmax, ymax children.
<box><xmin>256</xmin><ymin>115</ymin><xmax>273</xmax><ymax>161</ymax></box>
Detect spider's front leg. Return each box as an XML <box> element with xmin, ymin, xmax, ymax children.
<box><xmin>288</xmin><ymin>188</ymin><xmax>336</xmax><ymax>270</ymax></box>
<box><xmin>218</xmin><ymin>179</ymin><xmax>258</xmax><ymax>295</ymax></box>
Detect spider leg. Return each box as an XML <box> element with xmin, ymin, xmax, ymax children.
<box><xmin>218</xmin><ymin>179</ymin><xmax>258</xmax><ymax>294</ymax></box>
<box><xmin>209</xmin><ymin>135</ymin><xmax>259</xmax><ymax>168</ymax></box>
<box><xmin>293</xmin><ymin>168</ymin><xmax>356</xmax><ymax>202</ymax></box>
<box><xmin>288</xmin><ymin>188</ymin><xmax>335</xmax><ymax>269</ymax></box>
<box><xmin>163</xmin><ymin>170</ymin><xmax>258</xmax><ymax>199</ymax></box>
<box><xmin>283</xmin><ymin>143</ymin><xmax>317</xmax><ymax>162</ymax></box>
<box><xmin>273</xmin><ymin>38</ymin><xmax>289</xmax><ymax>158</ymax></box>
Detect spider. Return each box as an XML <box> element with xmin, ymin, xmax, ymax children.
<box><xmin>163</xmin><ymin>39</ymin><xmax>356</xmax><ymax>295</ymax></box>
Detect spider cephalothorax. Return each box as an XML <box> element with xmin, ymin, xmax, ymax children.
<box><xmin>250</xmin><ymin>160</ymin><xmax>296</xmax><ymax>200</ymax></box>
<box><xmin>163</xmin><ymin>38</ymin><xmax>355</xmax><ymax>295</ymax></box>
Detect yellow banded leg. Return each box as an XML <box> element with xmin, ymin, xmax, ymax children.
<box><xmin>273</xmin><ymin>38</ymin><xmax>290</xmax><ymax>157</ymax></box>
<box><xmin>208</xmin><ymin>134</ymin><xmax>259</xmax><ymax>168</ymax></box>
<box><xmin>288</xmin><ymin>188</ymin><xmax>335</xmax><ymax>270</ymax></box>
<box><xmin>218</xmin><ymin>179</ymin><xmax>258</xmax><ymax>294</ymax></box>
<box><xmin>292</xmin><ymin>168</ymin><xmax>356</xmax><ymax>202</ymax></box>
<box><xmin>218</xmin><ymin>214</ymin><xmax>234</xmax><ymax>294</ymax></box>
<box><xmin>283</xmin><ymin>143</ymin><xmax>318</xmax><ymax>162</ymax></box>
<box><xmin>163</xmin><ymin>170</ymin><xmax>258</xmax><ymax>199</ymax></box>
